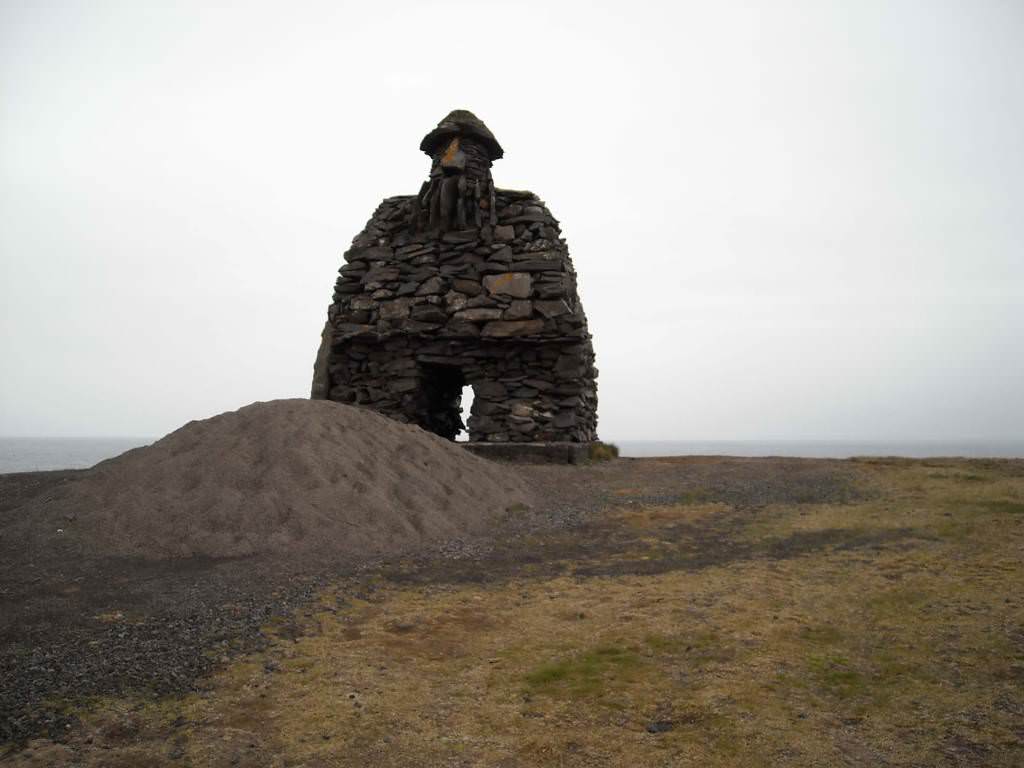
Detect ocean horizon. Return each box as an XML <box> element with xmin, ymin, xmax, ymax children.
<box><xmin>1</xmin><ymin>436</ymin><xmax>1022</xmax><ymax>474</ymax></box>
<box><xmin>0</xmin><ymin>437</ymin><xmax>155</xmax><ymax>474</ymax></box>
<box><xmin>616</xmin><ymin>439</ymin><xmax>1024</xmax><ymax>460</ymax></box>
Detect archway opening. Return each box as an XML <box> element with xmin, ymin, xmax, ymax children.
<box><xmin>455</xmin><ymin>385</ymin><xmax>475</xmax><ymax>442</ymax></box>
<box><xmin>416</xmin><ymin>363</ymin><xmax>465</xmax><ymax>441</ymax></box>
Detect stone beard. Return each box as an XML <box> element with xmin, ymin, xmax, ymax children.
<box><xmin>411</xmin><ymin>136</ymin><xmax>497</xmax><ymax>234</ymax></box>
<box><xmin>313</xmin><ymin>110</ymin><xmax>599</xmax><ymax>446</ymax></box>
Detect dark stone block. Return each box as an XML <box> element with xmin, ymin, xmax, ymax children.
<box><xmin>410</xmin><ymin>305</ymin><xmax>448</xmax><ymax>324</ymax></box>
<box><xmin>473</xmin><ymin>381</ymin><xmax>507</xmax><ymax>399</ymax></box>
<box><xmin>481</xmin><ymin>319</ymin><xmax>545</xmax><ymax>337</ymax></box>
<box><xmin>351</xmin><ymin>246</ymin><xmax>394</xmax><ymax>261</ymax></box>
<box><xmin>363</xmin><ymin>267</ymin><xmax>400</xmax><ymax>284</ymax></box>
<box><xmin>511</xmin><ymin>260</ymin><xmax>564</xmax><ymax>273</ymax></box>
<box><xmin>416</xmin><ymin>276</ymin><xmax>447</xmax><ymax>295</ymax></box>
<box><xmin>452</xmin><ymin>278</ymin><xmax>482</xmax><ymax>296</ymax></box>
<box><xmin>503</xmin><ymin>300</ymin><xmax>533</xmax><ymax>320</ymax></box>
<box><xmin>387</xmin><ymin>378</ymin><xmax>418</xmax><ymax>393</ymax></box>
<box><xmin>441</xmin><ymin>230</ymin><xmax>479</xmax><ymax>244</ymax></box>
<box><xmin>523</xmin><ymin>378</ymin><xmax>554</xmax><ymax>391</ymax></box>
<box><xmin>395</xmin><ymin>282</ymin><xmax>419</xmax><ymax>296</ymax></box>
<box><xmin>462</xmin><ymin>442</ymin><xmax>593</xmax><ymax>464</ymax></box>
<box><xmin>464</xmin><ymin>295</ymin><xmax>498</xmax><ymax>309</ymax></box>
<box><xmin>453</xmin><ymin>308</ymin><xmax>503</xmax><ymax>322</ymax></box>
<box><xmin>483</xmin><ymin>273</ymin><xmax>531</xmax><ymax>298</ymax></box>
<box><xmin>400</xmin><ymin>320</ymin><xmax>443</xmax><ymax>333</ymax></box>
<box><xmin>534</xmin><ymin>299</ymin><xmax>571</xmax><ymax>318</ymax></box>
<box><xmin>553</xmin><ymin>412</ymin><xmax>576</xmax><ymax>428</ymax></box>
<box><xmin>334</xmin><ymin>323</ymin><xmax>376</xmax><ymax>339</ymax></box>
<box><xmin>534</xmin><ymin>280</ymin><xmax>566</xmax><ymax>299</ymax></box>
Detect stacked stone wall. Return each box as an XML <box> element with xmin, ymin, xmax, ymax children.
<box><xmin>315</xmin><ymin>190</ymin><xmax>598</xmax><ymax>443</ymax></box>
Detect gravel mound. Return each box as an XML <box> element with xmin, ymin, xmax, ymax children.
<box><xmin>15</xmin><ymin>399</ymin><xmax>532</xmax><ymax>559</ymax></box>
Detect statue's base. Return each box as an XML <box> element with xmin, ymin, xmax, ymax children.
<box><xmin>461</xmin><ymin>441</ymin><xmax>593</xmax><ymax>465</ymax></box>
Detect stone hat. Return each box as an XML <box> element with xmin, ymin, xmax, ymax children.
<box><xmin>420</xmin><ymin>109</ymin><xmax>504</xmax><ymax>161</ymax></box>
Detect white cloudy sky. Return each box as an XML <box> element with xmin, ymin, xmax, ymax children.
<box><xmin>1</xmin><ymin>0</ymin><xmax>1021</xmax><ymax>440</ymax></box>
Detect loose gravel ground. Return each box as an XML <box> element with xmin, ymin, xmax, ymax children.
<box><xmin>0</xmin><ymin>456</ymin><xmax>873</xmax><ymax>745</ymax></box>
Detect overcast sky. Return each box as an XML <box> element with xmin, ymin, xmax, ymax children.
<box><xmin>1</xmin><ymin>0</ymin><xmax>1021</xmax><ymax>441</ymax></box>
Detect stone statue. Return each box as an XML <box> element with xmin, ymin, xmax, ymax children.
<box><xmin>312</xmin><ymin>110</ymin><xmax>598</xmax><ymax>451</ymax></box>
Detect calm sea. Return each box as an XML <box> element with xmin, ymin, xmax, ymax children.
<box><xmin>1</xmin><ymin>437</ymin><xmax>1021</xmax><ymax>474</ymax></box>
<box><xmin>0</xmin><ymin>437</ymin><xmax>154</xmax><ymax>474</ymax></box>
<box><xmin>616</xmin><ymin>440</ymin><xmax>1024</xmax><ymax>459</ymax></box>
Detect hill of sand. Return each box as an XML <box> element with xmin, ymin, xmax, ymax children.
<box><xmin>13</xmin><ymin>399</ymin><xmax>532</xmax><ymax>560</ymax></box>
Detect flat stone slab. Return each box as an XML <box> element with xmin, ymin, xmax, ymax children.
<box><xmin>462</xmin><ymin>441</ymin><xmax>593</xmax><ymax>465</ymax></box>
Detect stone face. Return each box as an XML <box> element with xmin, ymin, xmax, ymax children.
<box><xmin>483</xmin><ymin>272</ymin><xmax>532</xmax><ymax>299</ymax></box>
<box><xmin>314</xmin><ymin>110</ymin><xmax>598</xmax><ymax>445</ymax></box>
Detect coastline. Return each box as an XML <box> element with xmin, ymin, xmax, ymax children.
<box><xmin>2</xmin><ymin>436</ymin><xmax>1023</xmax><ymax>475</ymax></box>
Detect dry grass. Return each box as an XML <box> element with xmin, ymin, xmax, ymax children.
<box><xmin>588</xmin><ymin>442</ymin><xmax>620</xmax><ymax>461</ymax></box>
<box><xmin>5</xmin><ymin>458</ymin><xmax>1024</xmax><ymax>767</ymax></box>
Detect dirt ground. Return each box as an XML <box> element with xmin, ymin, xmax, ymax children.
<box><xmin>2</xmin><ymin>456</ymin><xmax>1023</xmax><ymax>766</ymax></box>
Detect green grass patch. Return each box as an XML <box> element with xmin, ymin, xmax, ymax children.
<box><xmin>643</xmin><ymin>629</ymin><xmax>723</xmax><ymax>656</ymax></box>
<box><xmin>798</xmin><ymin>624</ymin><xmax>844</xmax><ymax>646</ymax></box>
<box><xmin>643</xmin><ymin>633</ymin><xmax>683</xmax><ymax>653</ymax></box>
<box><xmin>866</xmin><ymin>588</ymin><xmax>928</xmax><ymax>618</ymax></box>
<box><xmin>677</xmin><ymin>490</ymin><xmax>711</xmax><ymax>505</ymax></box>
<box><xmin>927</xmin><ymin>471</ymin><xmax>989</xmax><ymax>482</ymax></box>
<box><xmin>977</xmin><ymin>500</ymin><xmax>1024</xmax><ymax>515</ymax></box>
<box><xmin>808</xmin><ymin>653</ymin><xmax>865</xmax><ymax>699</ymax></box>
<box><xmin>588</xmin><ymin>442</ymin><xmax>620</xmax><ymax>461</ymax></box>
<box><xmin>524</xmin><ymin>644</ymin><xmax>643</xmax><ymax>697</ymax></box>
<box><xmin>932</xmin><ymin>498</ymin><xmax>1024</xmax><ymax>542</ymax></box>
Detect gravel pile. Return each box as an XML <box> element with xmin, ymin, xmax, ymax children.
<box><xmin>11</xmin><ymin>399</ymin><xmax>532</xmax><ymax>559</ymax></box>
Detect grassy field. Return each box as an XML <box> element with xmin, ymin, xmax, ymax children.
<box><xmin>5</xmin><ymin>458</ymin><xmax>1023</xmax><ymax>767</ymax></box>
